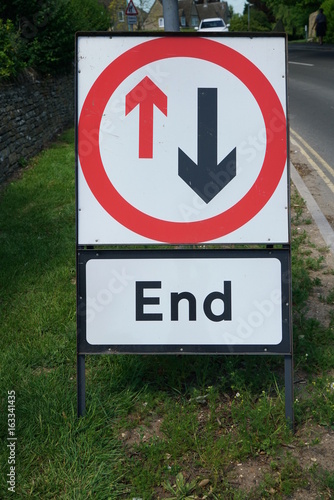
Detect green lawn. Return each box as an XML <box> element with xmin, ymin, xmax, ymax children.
<box><xmin>0</xmin><ymin>129</ymin><xmax>333</xmax><ymax>498</ymax></box>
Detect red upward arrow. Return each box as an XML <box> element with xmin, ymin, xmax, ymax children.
<box><xmin>126</xmin><ymin>76</ymin><xmax>167</xmax><ymax>159</ymax></box>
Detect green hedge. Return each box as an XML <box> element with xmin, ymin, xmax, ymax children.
<box><xmin>0</xmin><ymin>19</ymin><xmax>24</xmax><ymax>79</ymax></box>
<box><xmin>322</xmin><ymin>0</ymin><xmax>334</xmax><ymax>43</ymax></box>
<box><xmin>0</xmin><ymin>0</ymin><xmax>110</xmax><ymax>79</ymax></box>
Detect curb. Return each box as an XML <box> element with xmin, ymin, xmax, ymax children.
<box><xmin>290</xmin><ymin>162</ymin><xmax>334</xmax><ymax>256</ymax></box>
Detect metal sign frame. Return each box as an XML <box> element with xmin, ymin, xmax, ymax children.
<box><xmin>75</xmin><ymin>32</ymin><xmax>293</xmax><ymax>428</ymax></box>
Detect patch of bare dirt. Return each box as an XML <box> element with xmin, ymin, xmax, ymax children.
<box><xmin>227</xmin><ymin>454</ymin><xmax>272</xmax><ymax>493</ymax></box>
<box><xmin>294</xmin><ymin>162</ymin><xmax>313</xmax><ymax>177</ymax></box>
<box><xmin>288</xmin><ymin>425</ymin><xmax>334</xmax><ymax>500</ymax></box>
<box><xmin>224</xmin><ymin>425</ymin><xmax>334</xmax><ymax>498</ymax></box>
<box><xmin>119</xmin><ymin>415</ymin><xmax>164</xmax><ymax>448</ymax></box>
<box><xmin>293</xmin><ymin>425</ymin><xmax>334</xmax><ymax>472</ymax></box>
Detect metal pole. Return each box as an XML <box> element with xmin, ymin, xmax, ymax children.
<box><xmin>248</xmin><ymin>4</ymin><xmax>252</xmax><ymax>31</ymax></box>
<box><xmin>77</xmin><ymin>354</ymin><xmax>86</xmax><ymax>417</ymax></box>
<box><xmin>162</xmin><ymin>0</ymin><xmax>180</xmax><ymax>31</ymax></box>
<box><xmin>284</xmin><ymin>355</ymin><xmax>294</xmax><ymax>431</ymax></box>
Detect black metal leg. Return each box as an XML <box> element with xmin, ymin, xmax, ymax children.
<box><xmin>284</xmin><ymin>355</ymin><xmax>294</xmax><ymax>431</ymax></box>
<box><xmin>77</xmin><ymin>354</ymin><xmax>86</xmax><ymax>417</ymax></box>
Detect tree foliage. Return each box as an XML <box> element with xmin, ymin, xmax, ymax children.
<box><xmin>230</xmin><ymin>9</ymin><xmax>272</xmax><ymax>32</ymax></box>
<box><xmin>242</xmin><ymin>0</ymin><xmax>275</xmax><ymax>22</ymax></box>
<box><xmin>231</xmin><ymin>0</ymin><xmax>333</xmax><ymax>41</ymax></box>
<box><xmin>262</xmin><ymin>0</ymin><xmax>319</xmax><ymax>38</ymax></box>
<box><xmin>0</xmin><ymin>0</ymin><xmax>110</xmax><ymax>79</ymax></box>
<box><xmin>265</xmin><ymin>0</ymin><xmax>334</xmax><ymax>41</ymax></box>
<box><xmin>322</xmin><ymin>0</ymin><xmax>334</xmax><ymax>42</ymax></box>
<box><xmin>0</xmin><ymin>19</ymin><xmax>24</xmax><ymax>78</ymax></box>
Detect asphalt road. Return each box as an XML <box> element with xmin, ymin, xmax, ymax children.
<box><xmin>288</xmin><ymin>43</ymin><xmax>334</xmax><ymax>231</ymax></box>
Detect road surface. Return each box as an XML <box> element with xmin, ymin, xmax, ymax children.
<box><xmin>288</xmin><ymin>43</ymin><xmax>334</xmax><ymax>233</ymax></box>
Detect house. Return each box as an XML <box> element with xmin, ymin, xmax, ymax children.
<box><xmin>179</xmin><ymin>0</ymin><xmax>199</xmax><ymax>29</ymax></box>
<box><xmin>143</xmin><ymin>0</ymin><xmax>228</xmax><ymax>31</ymax></box>
<box><xmin>108</xmin><ymin>0</ymin><xmax>129</xmax><ymax>30</ymax></box>
<box><xmin>143</xmin><ymin>0</ymin><xmax>165</xmax><ymax>30</ymax></box>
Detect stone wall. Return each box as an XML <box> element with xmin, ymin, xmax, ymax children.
<box><xmin>0</xmin><ymin>73</ymin><xmax>74</xmax><ymax>183</ymax></box>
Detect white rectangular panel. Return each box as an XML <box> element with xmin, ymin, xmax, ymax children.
<box><xmin>85</xmin><ymin>257</ymin><xmax>284</xmax><ymax>346</ymax></box>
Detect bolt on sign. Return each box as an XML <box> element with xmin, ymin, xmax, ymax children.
<box><xmin>76</xmin><ymin>32</ymin><xmax>293</xmax><ymax>426</ymax></box>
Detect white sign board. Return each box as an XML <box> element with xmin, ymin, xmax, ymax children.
<box><xmin>127</xmin><ymin>15</ymin><xmax>137</xmax><ymax>24</ymax></box>
<box><xmin>78</xmin><ymin>251</ymin><xmax>289</xmax><ymax>352</ymax></box>
<box><xmin>76</xmin><ymin>34</ymin><xmax>288</xmax><ymax>245</ymax></box>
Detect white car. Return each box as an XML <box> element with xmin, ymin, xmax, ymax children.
<box><xmin>197</xmin><ymin>18</ymin><xmax>229</xmax><ymax>32</ymax></box>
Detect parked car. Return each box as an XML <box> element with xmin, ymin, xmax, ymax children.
<box><xmin>196</xmin><ymin>17</ymin><xmax>229</xmax><ymax>32</ymax></box>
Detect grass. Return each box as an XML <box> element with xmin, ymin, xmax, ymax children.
<box><xmin>1</xmin><ymin>129</ymin><xmax>334</xmax><ymax>498</ymax></box>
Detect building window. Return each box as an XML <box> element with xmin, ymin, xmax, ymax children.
<box><xmin>118</xmin><ymin>10</ymin><xmax>124</xmax><ymax>22</ymax></box>
<box><xmin>181</xmin><ymin>15</ymin><xmax>186</xmax><ymax>27</ymax></box>
<box><xmin>158</xmin><ymin>17</ymin><xmax>164</xmax><ymax>28</ymax></box>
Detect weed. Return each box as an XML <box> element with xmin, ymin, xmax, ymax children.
<box><xmin>310</xmin><ymin>467</ymin><xmax>334</xmax><ymax>497</ymax></box>
<box><xmin>18</xmin><ymin>157</ymin><xmax>28</xmax><ymax>168</ymax></box>
<box><xmin>305</xmin><ymin>255</ymin><xmax>324</xmax><ymax>271</ymax></box>
<box><xmin>325</xmin><ymin>288</ymin><xmax>334</xmax><ymax>305</ymax></box>
<box><xmin>163</xmin><ymin>473</ymin><xmax>197</xmax><ymax>499</ymax></box>
<box><xmin>291</xmin><ymin>189</ymin><xmax>306</xmax><ymax>224</ymax></box>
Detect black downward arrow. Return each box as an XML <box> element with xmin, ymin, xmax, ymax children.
<box><xmin>178</xmin><ymin>88</ymin><xmax>236</xmax><ymax>204</ymax></box>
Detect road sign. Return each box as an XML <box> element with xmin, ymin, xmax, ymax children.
<box><xmin>125</xmin><ymin>0</ymin><xmax>138</xmax><ymax>15</ymax></box>
<box><xmin>77</xmin><ymin>248</ymin><xmax>290</xmax><ymax>354</ymax></box>
<box><xmin>127</xmin><ymin>15</ymin><xmax>137</xmax><ymax>24</ymax></box>
<box><xmin>77</xmin><ymin>33</ymin><xmax>288</xmax><ymax>244</ymax></box>
<box><xmin>76</xmin><ymin>34</ymin><xmax>293</xmax><ymax>424</ymax></box>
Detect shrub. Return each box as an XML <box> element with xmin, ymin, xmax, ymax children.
<box><xmin>322</xmin><ymin>0</ymin><xmax>334</xmax><ymax>43</ymax></box>
<box><xmin>0</xmin><ymin>0</ymin><xmax>110</xmax><ymax>78</ymax></box>
<box><xmin>0</xmin><ymin>19</ymin><xmax>24</xmax><ymax>79</ymax></box>
<box><xmin>230</xmin><ymin>11</ymin><xmax>272</xmax><ymax>32</ymax></box>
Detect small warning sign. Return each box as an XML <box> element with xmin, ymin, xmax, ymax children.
<box><xmin>125</xmin><ymin>0</ymin><xmax>138</xmax><ymax>15</ymax></box>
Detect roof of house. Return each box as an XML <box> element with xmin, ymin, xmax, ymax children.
<box><xmin>178</xmin><ymin>0</ymin><xmax>199</xmax><ymax>24</ymax></box>
<box><xmin>196</xmin><ymin>1</ymin><xmax>228</xmax><ymax>23</ymax></box>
